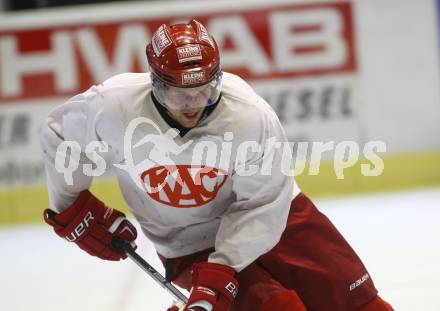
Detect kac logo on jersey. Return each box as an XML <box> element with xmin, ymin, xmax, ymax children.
<box><xmin>140</xmin><ymin>164</ymin><xmax>228</xmax><ymax>208</ymax></box>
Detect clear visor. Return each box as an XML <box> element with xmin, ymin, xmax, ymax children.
<box><xmin>152</xmin><ymin>71</ymin><xmax>222</xmax><ymax>111</ymax></box>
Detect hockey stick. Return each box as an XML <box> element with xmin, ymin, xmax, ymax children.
<box><xmin>111</xmin><ymin>236</ymin><xmax>188</xmax><ymax>306</ymax></box>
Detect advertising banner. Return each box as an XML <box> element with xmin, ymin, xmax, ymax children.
<box><xmin>0</xmin><ymin>0</ymin><xmax>357</xmax><ymax>186</ymax></box>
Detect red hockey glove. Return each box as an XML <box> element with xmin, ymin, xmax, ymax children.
<box><xmin>166</xmin><ymin>304</ymin><xmax>184</xmax><ymax>311</ymax></box>
<box><xmin>182</xmin><ymin>262</ymin><xmax>239</xmax><ymax>311</ymax></box>
<box><xmin>43</xmin><ymin>190</ymin><xmax>137</xmax><ymax>261</ymax></box>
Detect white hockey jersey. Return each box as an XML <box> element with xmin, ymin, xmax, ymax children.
<box><xmin>40</xmin><ymin>72</ymin><xmax>301</xmax><ymax>272</ymax></box>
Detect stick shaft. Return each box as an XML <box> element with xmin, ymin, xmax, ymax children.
<box><xmin>123</xmin><ymin>244</ymin><xmax>188</xmax><ymax>304</ymax></box>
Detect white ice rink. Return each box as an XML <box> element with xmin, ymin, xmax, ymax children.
<box><xmin>1</xmin><ymin>188</ymin><xmax>440</xmax><ymax>311</ymax></box>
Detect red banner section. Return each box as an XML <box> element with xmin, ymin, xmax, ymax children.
<box><xmin>0</xmin><ymin>2</ymin><xmax>356</xmax><ymax>102</ymax></box>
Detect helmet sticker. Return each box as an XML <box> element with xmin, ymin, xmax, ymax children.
<box><xmin>177</xmin><ymin>44</ymin><xmax>203</xmax><ymax>63</ymax></box>
<box><xmin>193</xmin><ymin>20</ymin><xmax>214</xmax><ymax>47</ymax></box>
<box><xmin>152</xmin><ymin>24</ymin><xmax>173</xmax><ymax>57</ymax></box>
<box><xmin>181</xmin><ymin>71</ymin><xmax>206</xmax><ymax>85</ymax></box>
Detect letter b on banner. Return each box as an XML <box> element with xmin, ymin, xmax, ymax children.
<box><xmin>271</xmin><ymin>9</ymin><xmax>347</xmax><ymax>71</ymax></box>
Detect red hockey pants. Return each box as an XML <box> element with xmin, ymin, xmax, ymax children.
<box><xmin>160</xmin><ymin>193</ymin><xmax>394</xmax><ymax>311</ymax></box>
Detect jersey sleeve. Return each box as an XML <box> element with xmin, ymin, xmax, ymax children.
<box><xmin>208</xmin><ymin>103</ymin><xmax>300</xmax><ymax>272</ymax></box>
<box><xmin>39</xmin><ymin>86</ymin><xmax>103</xmax><ymax>212</ymax></box>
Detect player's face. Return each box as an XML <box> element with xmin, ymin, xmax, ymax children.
<box><xmin>164</xmin><ymin>84</ymin><xmax>212</xmax><ymax>110</ymax></box>
<box><xmin>162</xmin><ymin>84</ymin><xmax>212</xmax><ymax>128</ymax></box>
<box><xmin>152</xmin><ymin>72</ymin><xmax>223</xmax><ymax>128</ymax></box>
<box><xmin>166</xmin><ymin>105</ymin><xmax>205</xmax><ymax>128</ymax></box>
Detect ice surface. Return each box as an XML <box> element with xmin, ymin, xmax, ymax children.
<box><xmin>1</xmin><ymin>188</ymin><xmax>439</xmax><ymax>311</ymax></box>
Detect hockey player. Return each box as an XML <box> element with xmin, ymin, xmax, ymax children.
<box><xmin>40</xmin><ymin>20</ymin><xmax>394</xmax><ymax>311</ymax></box>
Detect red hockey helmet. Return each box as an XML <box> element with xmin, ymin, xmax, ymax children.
<box><xmin>146</xmin><ymin>20</ymin><xmax>222</xmax><ymax>110</ymax></box>
<box><xmin>146</xmin><ymin>19</ymin><xmax>221</xmax><ymax>87</ymax></box>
